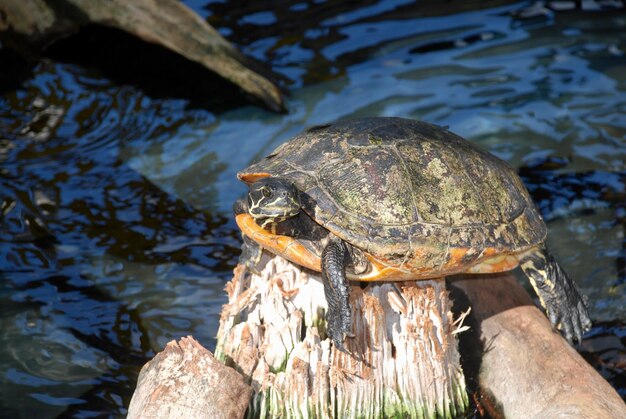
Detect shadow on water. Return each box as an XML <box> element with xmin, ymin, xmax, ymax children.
<box><xmin>0</xmin><ymin>0</ymin><xmax>625</xmax><ymax>417</ymax></box>
<box><xmin>0</xmin><ymin>50</ymin><xmax>36</xmax><ymax>96</ymax></box>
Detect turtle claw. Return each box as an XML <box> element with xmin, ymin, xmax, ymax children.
<box><xmin>331</xmin><ymin>336</ymin><xmax>350</xmax><ymax>354</ymax></box>
<box><xmin>241</xmin><ymin>252</ymin><xmax>263</xmax><ymax>276</ymax></box>
<box><xmin>244</xmin><ymin>262</ymin><xmax>262</xmax><ymax>276</ymax></box>
<box><xmin>543</xmin><ymin>270</ymin><xmax>592</xmax><ymax>345</ymax></box>
<box><xmin>326</xmin><ymin>303</ymin><xmax>354</xmax><ymax>353</ymax></box>
<box><xmin>574</xmin><ymin>302</ymin><xmax>592</xmax><ymax>344</ymax></box>
<box><xmin>543</xmin><ymin>281</ymin><xmax>591</xmax><ymax>345</ymax></box>
<box><xmin>557</xmin><ymin>298</ymin><xmax>592</xmax><ymax>345</ymax></box>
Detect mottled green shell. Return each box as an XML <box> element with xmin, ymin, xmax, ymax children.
<box><xmin>239</xmin><ymin>117</ymin><xmax>546</xmax><ymax>273</ymax></box>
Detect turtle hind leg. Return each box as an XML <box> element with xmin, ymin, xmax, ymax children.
<box><xmin>321</xmin><ymin>236</ymin><xmax>354</xmax><ymax>353</ymax></box>
<box><xmin>519</xmin><ymin>245</ymin><xmax>592</xmax><ymax>344</ymax></box>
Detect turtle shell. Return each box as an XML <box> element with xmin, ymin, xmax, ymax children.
<box><xmin>238</xmin><ymin>117</ymin><xmax>546</xmax><ymax>280</ymax></box>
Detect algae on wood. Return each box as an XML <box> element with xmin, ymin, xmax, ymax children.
<box><xmin>216</xmin><ymin>256</ymin><xmax>468</xmax><ymax>418</ymax></box>
<box><xmin>0</xmin><ymin>0</ymin><xmax>285</xmax><ymax>111</ymax></box>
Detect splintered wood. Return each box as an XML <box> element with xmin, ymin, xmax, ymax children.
<box><xmin>216</xmin><ymin>257</ymin><xmax>468</xmax><ymax>418</ymax></box>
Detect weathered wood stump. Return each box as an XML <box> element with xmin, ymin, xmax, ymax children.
<box><xmin>215</xmin><ymin>256</ymin><xmax>469</xmax><ymax>418</ymax></box>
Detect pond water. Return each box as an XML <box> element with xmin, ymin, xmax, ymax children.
<box><xmin>1</xmin><ymin>0</ymin><xmax>625</xmax><ymax>417</ymax></box>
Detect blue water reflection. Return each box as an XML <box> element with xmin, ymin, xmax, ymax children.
<box><xmin>1</xmin><ymin>0</ymin><xmax>625</xmax><ymax>415</ymax></box>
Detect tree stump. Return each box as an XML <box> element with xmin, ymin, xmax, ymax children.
<box><xmin>215</xmin><ymin>256</ymin><xmax>468</xmax><ymax>418</ymax></box>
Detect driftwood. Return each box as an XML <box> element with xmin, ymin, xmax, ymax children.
<box><xmin>127</xmin><ymin>336</ymin><xmax>251</xmax><ymax>419</ymax></box>
<box><xmin>215</xmin><ymin>257</ymin><xmax>468</xmax><ymax>418</ymax></box>
<box><xmin>0</xmin><ymin>0</ymin><xmax>284</xmax><ymax>111</ymax></box>
<box><xmin>449</xmin><ymin>273</ymin><xmax>626</xmax><ymax>418</ymax></box>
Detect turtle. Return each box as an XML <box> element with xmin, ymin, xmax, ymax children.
<box><xmin>234</xmin><ymin>117</ymin><xmax>591</xmax><ymax>352</ymax></box>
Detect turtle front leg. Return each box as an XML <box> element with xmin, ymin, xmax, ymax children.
<box><xmin>321</xmin><ymin>236</ymin><xmax>354</xmax><ymax>352</ymax></box>
<box><xmin>234</xmin><ymin>198</ymin><xmax>264</xmax><ymax>274</ymax></box>
<box><xmin>240</xmin><ymin>234</ymin><xmax>265</xmax><ymax>275</ymax></box>
<box><xmin>520</xmin><ymin>245</ymin><xmax>592</xmax><ymax>344</ymax></box>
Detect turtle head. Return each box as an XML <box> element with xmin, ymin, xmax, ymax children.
<box><xmin>247</xmin><ymin>178</ymin><xmax>301</xmax><ymax>228</ymax></box>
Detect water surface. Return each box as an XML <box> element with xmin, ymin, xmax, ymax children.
<box><xmin>1</xmin><ymin>0</ymin><xmax>625</xmax><ymax>416</ymax></box>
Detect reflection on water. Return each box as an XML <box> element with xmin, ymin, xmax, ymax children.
<box><xmin>1</xmin><ymin>0</ymin><xmax>625</xmax><ymax>416</ymax></box>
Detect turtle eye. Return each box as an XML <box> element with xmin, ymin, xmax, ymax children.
<box><xmin>262</xmin><ymin>187</ymin><xmax>272</xmax><ymax>198</ymax></box>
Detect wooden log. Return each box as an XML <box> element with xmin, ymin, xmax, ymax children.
<box><xmin>215</xmin><ymin>256</ymin><xmax>469</xmax><ymax>418</ymax></box>
<box><xmin>127</xmin><ymin>336</ymin><xmax>251</xmax><ymax>419</ymax></box>
<box><xmin>448</xmin><ymin>273</ymin><xmax>626</xmax><ymax>418</ymax></box>
<box><xmin>0</xmin><ymin>0</ymin><xmax>285</xmax><ymax>112</ymax></box>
